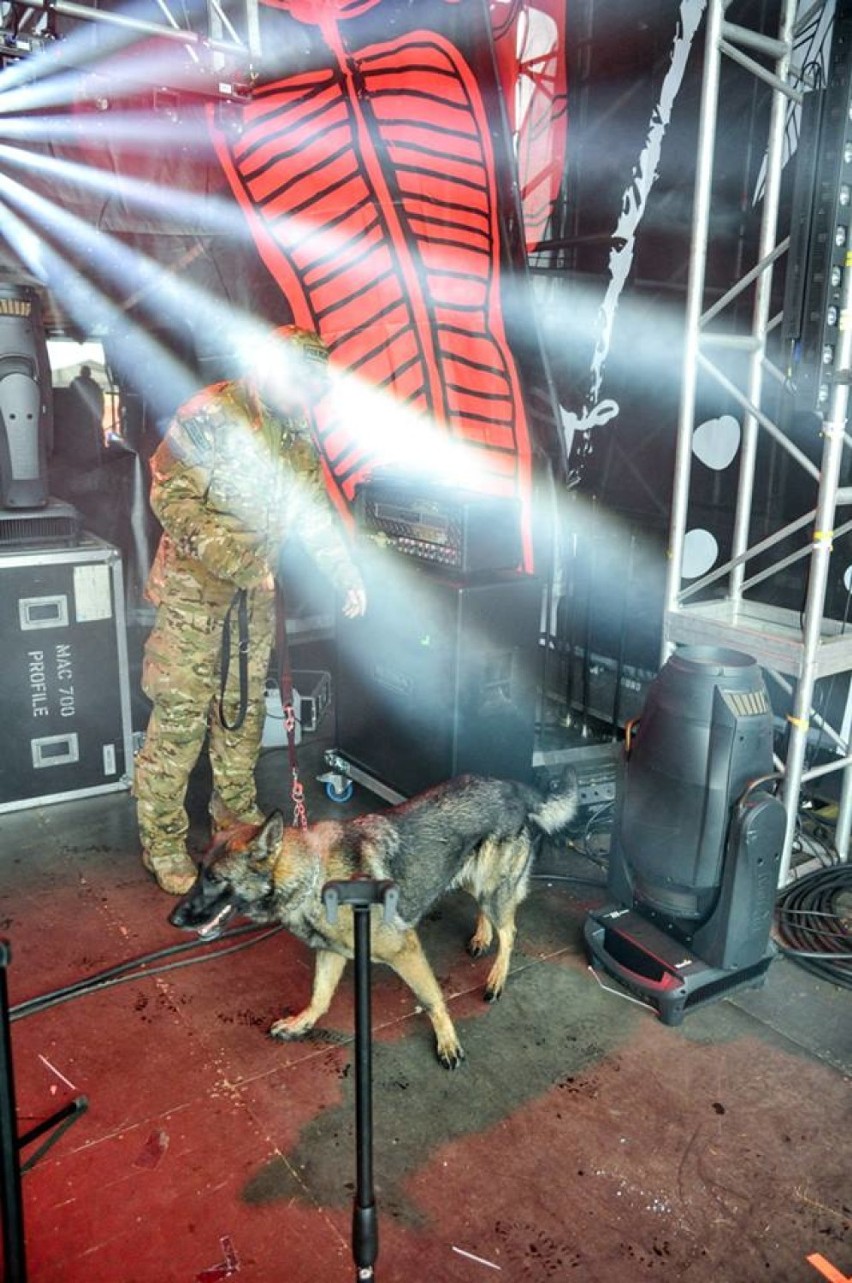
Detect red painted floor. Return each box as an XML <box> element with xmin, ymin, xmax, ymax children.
<box><xmin>2</xmin><ymin>742</ymin><xmax>850</xmax><ymax>1283</ymax></box>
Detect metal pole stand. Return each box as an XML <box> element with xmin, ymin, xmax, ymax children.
<box><xmin>0</xmin><ymin>940</ymin><xmax>88</xmax><ymax>1283</ymax></box>
<box><xmin>322</xmin><ymin>878</ymin><xmax>398</xmax><ymax>1283</ymax></box>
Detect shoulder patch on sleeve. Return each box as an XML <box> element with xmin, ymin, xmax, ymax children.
<box><xmin>170</xmin><ymin>404</ymin><xmax>224</xmax><ymax>462</ymax></box>
<box><xmin>181</xmin><ymin>418</ymin><xmax>214</xmax><ymax>457</ymax></box>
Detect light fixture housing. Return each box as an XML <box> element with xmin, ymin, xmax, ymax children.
<box><xmin>585</xmin><ymin>646</ymin><xmax>785</xmax><ymax>1025</ymax></box>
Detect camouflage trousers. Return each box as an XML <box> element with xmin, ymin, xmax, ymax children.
<box><xmin>133</xmin><ymin>583</ymin><xmax>275</xmax><ymax>862</ymax></box>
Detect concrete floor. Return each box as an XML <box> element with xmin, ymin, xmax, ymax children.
<box><xmin>2</xmin><ymin>721</ymin><xmax>850</xmax><ymax>1283</ymax></box>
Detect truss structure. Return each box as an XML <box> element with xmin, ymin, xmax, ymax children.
<box><xmin>663</xmin><ymin>0</ymin><xmax>852</xmax><ymax>882</ymax></box>
<box><xmin>0</xmin><ymin>0</ymin><xmax>261</xmax><ymax>90</ymax></box>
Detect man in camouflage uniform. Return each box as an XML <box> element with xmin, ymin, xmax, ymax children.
<box><xmin>133</xmin><ymin>326</ymin><xmax>366</xmax><ymax>894</ymax></box>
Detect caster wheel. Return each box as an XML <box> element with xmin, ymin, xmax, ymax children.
<box><xmin>325</xmin><ymin>779</ymin><xmax>354</xmax><ymax>804</ymax></box>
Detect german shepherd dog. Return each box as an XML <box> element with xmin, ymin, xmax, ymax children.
<box><xmin>169</xmin><ymin>773</ymin><xmax>577</xmax><ymax>1068</ymax></box>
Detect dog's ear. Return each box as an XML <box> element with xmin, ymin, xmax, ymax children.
<box><xmin>254</xmin><ymin>811</ymin><xmax>286</xmax><ymax>864</ymax></box>
<box><xmin>210</xmin><ymin>790</ymin><xmax>240</xmax><ymax>832</ymax></box>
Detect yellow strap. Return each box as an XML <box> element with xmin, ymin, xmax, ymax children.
<box><xmin>787</xmin><ymin>714</ymin><xmax>809</xmax><ymax>731</ymax></box>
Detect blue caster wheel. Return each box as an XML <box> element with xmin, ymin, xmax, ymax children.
<box><xmin>325</xmin><ymin>779</ymin><xmax>354</xmax><ymax>804</ymax></box>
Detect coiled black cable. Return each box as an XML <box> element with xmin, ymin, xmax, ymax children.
<box><xmin>775</xmin><ymin>865</ymin><xmax>852</xmax><ymax>990</ymax></box>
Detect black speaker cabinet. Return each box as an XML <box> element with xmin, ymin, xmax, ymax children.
<box><xmin>335</xmin><ymin>567</ymin><xmax>541</xmax><ymax>797</ymax></box>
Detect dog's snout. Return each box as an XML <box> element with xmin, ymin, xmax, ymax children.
<box><xmin>169</xmin><ymin>899</ymin><xmax>191</xmax><ymax>928</ymax></box>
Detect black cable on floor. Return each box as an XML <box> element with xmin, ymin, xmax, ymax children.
<box><xmin>531</xmin><ymin>872</ymin><xmax>608</xmax><ymax>888</ymax></box>
<box><xmin>11</xmin><ymin>924</ymin><xmax>282</xmax><ymax>1022</ymax></box>
<box><xmin>530</xmin><ymin>825</ymin><xmax>610</xmax><ymax>890</ymax></box>
<box><xmin>775</xmin><ymin>865</ymin><xmax>852</xmax><ymax>990</ymax></box>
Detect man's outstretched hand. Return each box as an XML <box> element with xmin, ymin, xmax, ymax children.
<box><xmin>341</xmin><ymin>586</ymin><xmax>367</xmax><ymax>618</ymax></box>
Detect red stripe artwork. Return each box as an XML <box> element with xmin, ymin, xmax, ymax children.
<box><xmin>210</xmin><ymin>0</ymin><xmax>552</xmax><ymax>569</ymax></box>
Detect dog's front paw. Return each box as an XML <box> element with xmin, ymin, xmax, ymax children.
<box><xmin>467</xmin><ymin>915</ymin><xmax>493</xmax><ymax>957</ymax></box>
<box><xmin>483</xmin><ymin>958</ymin><xmax>509</xmax><ymax>1003</ymax></box>
<box><xmin>269</xmin><ymin>1013</ymin><xmax>314</xmax><ymax>1041</ymax></box>
<box><xmin>436</xmin><ymin>1038</ymin><xmax>465</xmax><ymax>1070</ymax></box>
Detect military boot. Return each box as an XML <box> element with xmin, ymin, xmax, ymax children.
<box><xmin>141</xmin><ymin>848</ymin><xmax>197</xmax><ymax>896</ymax></box>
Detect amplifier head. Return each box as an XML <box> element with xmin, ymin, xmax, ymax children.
<box><xmin>354</xmin><ymin>476</ymin><xmax>521</xmax><ymax>576</ymax></box>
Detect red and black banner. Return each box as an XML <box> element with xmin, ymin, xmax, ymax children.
<box><xmin>210</xmin><ymin>0</ymin><xmax>567</xmax><ymax>568</ymax></box>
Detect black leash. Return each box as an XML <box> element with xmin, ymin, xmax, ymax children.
<box><xmin>219</xmin><ymin>588</ymin><xmax>249</xmax><ymax>731</ymax></box>
<box><xmin>219</xmin><ymin>585</ymin><xmax>307</xmax><ymax>828</ymax></box>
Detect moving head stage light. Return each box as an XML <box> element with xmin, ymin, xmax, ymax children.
<box><xmin>0</xmin><ymin>285</ymin><xmax>51</xmax><ymax>510</ymax></box>
<box><xmin>585</xmin><ymin>646</ymin><xmax>785</xmax><ymax>1025</ymax></box>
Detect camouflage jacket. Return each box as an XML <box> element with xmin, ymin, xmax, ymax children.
<box><xmin>146</xmin><ymin>380</ymin><xmax>362</xmax><ymax>609</ymax></box>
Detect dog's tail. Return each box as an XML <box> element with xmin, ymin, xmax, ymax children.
<box><xmin>528</xmin><ymin>768</ymin><xmax>579</xmax><ymax>836</ymax></box>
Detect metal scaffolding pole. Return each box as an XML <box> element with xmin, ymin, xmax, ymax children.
<box><xmin>0</xmin><ymin>0</ymin><xmax>258</xmax><ymax>83</ymax></box>
<box><xmin>663</xmin><ymin>0</ymin><xmax>852</xmax><ymax>883</ymax></box>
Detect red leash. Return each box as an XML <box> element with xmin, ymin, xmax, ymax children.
<box><xmin>275</xmin><ymin>585</ymin><xmax>308</xmax><ymax>830</ymax></box>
